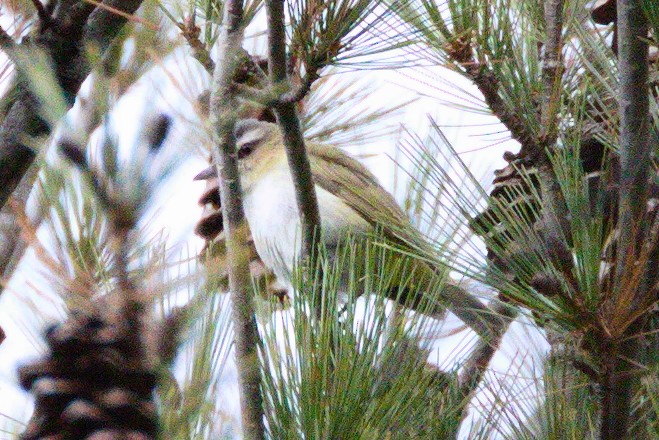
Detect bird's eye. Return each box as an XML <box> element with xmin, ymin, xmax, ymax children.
<box><xmin>237</xmin><ymin>141</ymin><xmax>257</xmax><ymax>159</ymax></box>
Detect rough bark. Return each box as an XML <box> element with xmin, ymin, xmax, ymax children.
<box><xmin>600</xmin><ymin>0</ymin><xmax>651</xmax><ymax>438</ymax></box>
<box><xmin>209</xmin><ymin>1</ymin><xmax>265</xmax><ymax>438</ymax></box>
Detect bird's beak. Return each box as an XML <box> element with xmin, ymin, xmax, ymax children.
<box><xmin>194</xmin><ymin>165</ymin><xmax>218</xmax><ymax>181</ymax></box>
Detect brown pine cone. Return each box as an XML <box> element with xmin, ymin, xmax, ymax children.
<box><xmin>18</xmin><ymin>308</ymin><xmax>158</xmax><ymax>440</ymax></box>
<box><xmin>194</xmin><ymin>168</ymin><xmax>289</xmax><ymax>303</ymax></box>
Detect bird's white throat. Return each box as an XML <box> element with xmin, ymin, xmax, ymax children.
<box><xmin>242</xmin><ymin>161</ymin><xmax>370</xmax><ymax>282</ymax></box>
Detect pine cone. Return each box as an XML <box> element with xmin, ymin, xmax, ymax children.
<box><xmin>472</xmin><ymin>132</ymin><xmax>658</xmax><ymax>307</ymax></box>
<box><xmin>470</xmin><ymin>139</ymin><xmax>608</xmax><ymax>288</ymax></box>
<box><xmin>18</xmin><ymin>309</ymin><xmax>158</xmax><ymax>440</ymax></box>
<box><xmin>194</xmin><ymin>169</ymin><xmax>289</xmax><ymax>303</ymax></box>
<box><xmin>470</xmin><ymin>153</ymin><xmax>542</xmax><ymax>281</ymax></box>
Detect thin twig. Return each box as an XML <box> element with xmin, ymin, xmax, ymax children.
<box><xmin>457</xmin><ymin>300</ymin><xmax>517</xmax><ymax>399</ymax></box>
<box><xmin>209</xmin><ymin>1</ymin><xmax>265</xmax><ymax>438</ymax></box>
<box><xmin>233</xmin><ymin>82</ymin><xmax>277</xmax><ymax>106</ymax></box>
<box><xmin>181</xmin><ymin>15</ymin><xmax>215</xmax><ymax>74</ymax></box>
<box><xmin>279</xmin><ymin>66</ymin><xmax>321</xmax><ymax>104</ymax></box>
<box><xmin>266</xmin><ymin>0</ymin><xmax>321</xmax><ymax>260</ymax></box>
<box><xmin>235</xmin><ymin>66</ymin><xmax>319</xmax><ymax>106</ymax></box>
<box><xmin>437</xmin><ymin>283</ymin><xmax>509</xmax><ymax>340</ymax></box>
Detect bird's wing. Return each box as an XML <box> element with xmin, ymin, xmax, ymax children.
<box><xmin>307</xmin><ymin>142</ymin><xmax>426</xmax><ymax>251</ymax></box>
<box><xmin>308</xmin><ymin>142</ymin><xmax>448</xmax><ymax>317</ymax></box>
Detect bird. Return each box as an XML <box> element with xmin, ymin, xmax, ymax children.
<box><xmin>194</xmin><ymin>119</ymin><xmax>494</xmax><ymax>334</ymax></box>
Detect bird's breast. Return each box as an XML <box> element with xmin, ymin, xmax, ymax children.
<box><xmin>242</xmin><ymin>167</ymin><xmax>371</xmax><ymax>281</ymax></box>
<box><xmin>242</xmin><ymin>169</ymin><xmax>299</xmax><ymax>279</ymax></box>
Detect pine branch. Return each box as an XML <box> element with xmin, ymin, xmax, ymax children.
<box><xmin>614</xmin><ymin>2</ymin><xmax>652</xmax><ymax>313</ymax></box>
<box><xmin>208</xmin><ymin>1</ymin><xmax>265</xmax><ymax>438</ymax></box>
<box><xmin>0</xmin><ymin>87</ymin><xmax>106</xmax><ymax>299</ymax></box>
<box><xmin>30</xmin><ymin>0</ymin><xmax>52</xmax><ymax>29</ymax></box>
<box><xmin>266</xmin><ymin>0</ymin><xmax>321</xmax><ymax>260</ymax></box>
<box><xmin>444</xmin><ymin>41</ymin><xmax>540</xmax><ymax>158</ymax></box>
<box><xmin>181</xmin><ymin>15</ymin><xmax>216</xmax><ymax>74</ymax></box>
<box><xmin>279</xmin><ymin>69</ymin><xmax>319</xmax><ymax>104</ymax></box>
<box><xmin>457</xmin><ymin>300</ymin><xmax>518</xmax><ymax>401</ymax></box>
<box><xmin>0</xmin><ymin>0</ymin><xmax>146</xmax><ymax>211</ymax></box>
<box><xmin>537</xmin><ymin>0</ymin><xmax>573</xmax><ymax>289</ymax></box>
<box><xmin>84</xmin><ymin>0</ymin><xmax>146</xmax><ymax>49</ymax></box>
<box><xmin>21</xmin><ymin>116</ymin><xmax>175</xmax><ymax>438</ymax></box>
<box><xmin>600</xmin><ymin>0</ymin><xmax>652</xmax><ymax>437</ymax></box>
<box><xmin>438</xmin><ymin>283</ymin><xmax>509</xmax><ymax>340</ymax></box>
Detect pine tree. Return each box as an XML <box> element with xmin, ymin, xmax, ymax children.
<box><xmin>0</xmin><ymin>0</ymin><xmax>656</xmax><ymax>438</ymax></box>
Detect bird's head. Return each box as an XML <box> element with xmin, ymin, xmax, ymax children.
<box><xmin>233</xmin><ymin>119</ymin><xmax>284</xmax><ymax>186</ymax></box>
<box><xmin>194</xmin><ymin>119</ymin><xmax>285</xmax><ymax>190</ymax></box>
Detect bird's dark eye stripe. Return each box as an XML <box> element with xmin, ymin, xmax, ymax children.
<box><xmin>237</xmin><ymin>141</ymin><xmax>257</xmax><ymax>159</ymax></box>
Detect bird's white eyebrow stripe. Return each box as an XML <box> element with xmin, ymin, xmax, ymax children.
<box><xmin>237</xmin><ymin>130</ymin><xmax>265</xmax><ymax>147</ymax></box>
<box><xmin>234</xmin><ymin>119</ymin><xmax>263</xmax><ymax>139</ymax></box>
<box><xmin>234</xmin><ymin>119</ymin><xmax>268</xmax><ymax>147</ymax></box>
